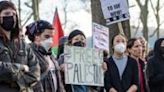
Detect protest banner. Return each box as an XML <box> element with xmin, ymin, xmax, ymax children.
<box><xmin>92</xmin><ymin>22</ymin><xmax>109</xmax><ymax>52</ymax></box>
<box><xmin>100</xmin><ymin>0</ymin><xmax>130</xmax><ymax>25</ymax></box>
<box><xmin>64</xmin><ymin>46</ymin><xmax>104</xmax><ymax>86</ymax></box>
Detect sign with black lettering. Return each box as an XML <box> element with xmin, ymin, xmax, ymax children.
<box><xmin>64</xmin><ymin>46</ymin><xmax>104</xmax><ymax>86</ymax></box>
<box><xmin>100</xmin><ymin>0</ymin><xmax>130</xmax><ymax>25</ymax></box>
<box><xmin>93</xmin><ymin>22</ymin><xmax>109</xmax><ymax>52</ymax></box>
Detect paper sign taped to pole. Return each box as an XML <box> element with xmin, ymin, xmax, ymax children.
<box><xmin>100</xmin><ymin>0</ymin><xmax>130</xmax><ymax>25</ymax></box>
<box><xmin>64</xmin><ymin>46</ymin><xmax>104</xmax><ymax>86</ymax></box>
<box><xmin>92</xmin><ymin>23</ymin><xmax>109</xmax><ymax>52</ymax></box>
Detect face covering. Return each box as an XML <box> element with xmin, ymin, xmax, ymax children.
<box><xmin>160</xmin><ymin>47</ymin><xmax>164</xmax><ymax>54</ymax></box>
<box><xmin>0</xmin><ymin>16</ymin><xmax>15</xmax><ymax>31</ymax></box>
<box><xmin>114</xmin><ymin>42</ymin><xmax>126</xmax><ymax>53</ymax></box>
<box><xmin>40</xmin><ymin>38</ymin><xmax>52</xmax><ymax>52</ymax></box>
<box><xmin>73</xmin><ymin>41</ymin><xmax>85</xmax><ymax>47</ymax></box>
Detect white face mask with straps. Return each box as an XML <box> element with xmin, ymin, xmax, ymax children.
<box><xmin>114</xmin><ymin>42</ymin><xmax>126</xmax><ymax>53</ymax></box>
<box><xmin>40</xmin><ymin>38</ymin><xmax>52</xmax><ymax>52</ymax></box>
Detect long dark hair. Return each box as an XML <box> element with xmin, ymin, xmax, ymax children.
<box><xmin>154</xmin><ymin>38</ymin><xmax>164</xmax><ymax>59</ymax></box>
<box><xmin>0</xmin><ymin>1</ymin><xmax>20</xmax><ymax>42</ymax></box>
<box><xmin>127</xmin><ymin>38</ymin><xmax>138</xmax><ymax>55</ymax></box>
<box><xmin>127</xmin><ymin>38</ymin><xmax>138</xmax><ymax>49</ymax></box>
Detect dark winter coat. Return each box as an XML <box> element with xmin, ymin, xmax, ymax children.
<box><xmin>30</xmin><ymin>43</ymin><xmax>65</xmax><ymax>92</ymax></box>
<box><xmin>0</xmin><ymin>38</ymin><xmax>40</xmax><ymax>92</ymax></box>
<box><xmin>147</xmin><ymin>38</ymin><xmax>164</xmax><ymax>92</ymax></box>
<box><xmin>104</xmin><ymin>56</ymin><xmax>139</xmax><ymax>92</ymax></box>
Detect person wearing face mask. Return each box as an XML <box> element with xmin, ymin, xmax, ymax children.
<box><xmin>104</xmin><ymin>34</ymin><xmax>139</xmax><ymax>92</ymax></box>
<box><xmin>58</xmin><ymin>29</ymin><xmax>107</xmax><ymax>92</ymax></box>
<box><xmin>0</xmin><ymin>1</ymin><xmax>40</xmax><ymax>92</ymax></box>
<box><xmin>58</xmin><ymin>29</ymin><xmax>87</xmax><ymax>92</ymax></box>
<box><xmin>146</xmin><ymin>38</ymin><xmax>164</xmax><ymax>92</ymax></box>
<box><xmin>25</xmin><ymin>20</ymin><xmax>65</xmax><ymax>92</ymax></box>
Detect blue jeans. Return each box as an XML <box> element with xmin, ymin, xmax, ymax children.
<box><xmin>72</xmin><ymin>85</ymin><xmax>87</xmax><ymax>92</ymax></box>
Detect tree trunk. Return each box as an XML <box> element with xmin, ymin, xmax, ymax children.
<box><xmin>141</xmin><ymin>5</ymin><xmax>149</xmax><ymax>42</ymax></box>
<box><xmin>156</xmin><ymin>0</ymin><xmax>160</xmax><ymax>38</ymax></box>
<box><xmin>18</xmin><ymin>0</ymin><xmax>21</xmax><ymax>26</ymax></box>
<box><xmin>136</xmin><ymin>0</ymin><xmax>149</xmax><ymax>42</ymax></box>
<box><xmin>91</xmin><ymin>0</ymin><xmax>131</xmax><ymax>54</ymax></box>
<box><xmin>32</xmin><ymin>0</ymin><xmax>39</xmax><ymax>21</ymax></box>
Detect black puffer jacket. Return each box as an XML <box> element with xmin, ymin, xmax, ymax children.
<box><xmin>0</xmin><ymin>38</ymin><xmax>40</xmax><ymax>92</ymax></box>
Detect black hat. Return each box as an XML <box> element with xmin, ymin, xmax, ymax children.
<box><xmin>26</xmin><ymin>20</ymin><xmax>53</xmax><ymax>36</ymax></box>
<box><xmin>37</xmin><ymin>20</ymin><xmax>53</xmax><ymax>30</ymax></box>
<box><xmin>68</xmin><ymin>29</ymin><xmax>86</xmax><ymax>41</ymax></box>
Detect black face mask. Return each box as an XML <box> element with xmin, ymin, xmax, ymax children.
<box><xmin>160</xmin><ymin>47</ymin><xmax>164</xmax><ymax>54</ymax></box>
<box><xmin>0</xmin><ymin>16</ymin><xmax>15</xmax><ymax>32</ymax></box>
<box><xmin>73</xmin><ymin>41</ymin><xmax>85</xmax><ymax>47</ymax></box>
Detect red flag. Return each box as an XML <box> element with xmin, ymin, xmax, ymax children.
<box><xmin>52</xmin><ymin>8</ymin><xmax>64</xmax><ymax>54</ymax></box>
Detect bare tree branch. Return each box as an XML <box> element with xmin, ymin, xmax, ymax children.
<box><xmin>135</xmin><ymin>0</ymin><xmax>149</xmax><ymax>41</ymax></box>
<box><xmin>134</xmin><ymin>19</ymin><xmax>141</xmax><ymax>36</ymax></box>
<box><xmin>61</xmin><ymin>0</ymin><xmax>90</xmax><ymax>31</ymax></box>
<box><xmin>135</xmin><ymin>0</ymin><xmax>142</xmax><ymax>9</ymax></box>
<box><xmin>149</xmin><ymin>0</ymin><xmax>156</xmax><ymax>15</ymax></box>
<box><xmin>22</xmin><ymin>13</ymin><xmax>33</xmax><ymax>27</ymax></box>
<box><xmin>62</xmin><ymin>0</ymin><xmax>68</xmax><ymax>29</ymax></box>
<box><xmin>149</xmin><ymin>0</ymin><xmax>161</xmax><ymax>38</ymax></box>
<box><xmin>150</xmin><ymin>20</ymin><xmax>164</xmax><ymax>37</ymax></box>
<box><xmin>80</xmin><ymin>0</ymin><xmax>91</xmax><ymax>13</ymax></box>
<box><xmin>18</xmin><ymin>0</ymin><xmax>21</xmax><ymax>26</ymax></box>
<box><xmin>24</xmin><ymin>2</ymin><xmax>32</xmax><ymax>8</ymax></box>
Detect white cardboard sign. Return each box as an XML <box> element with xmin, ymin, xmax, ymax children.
<box><xmin>100</xmin><ymin>0</ymin><xmax>130</xmax><ymax>25</ymax></box>
<box><xmin>64</xmin><ymin>46</ymin><xmax>104</xmax><ymax>86</ymax></box>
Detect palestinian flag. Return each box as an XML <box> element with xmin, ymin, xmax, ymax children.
<box><xmin>51</xmin><ymin>8</ymin><xmax>64</xmax><ymax>55</ymax></box>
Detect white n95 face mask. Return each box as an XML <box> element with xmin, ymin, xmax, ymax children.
<box><xmin>114</xmin><ymin>42</ymin><xmax>126</xmax><ymax>53</ymax></box>
<box><xmin>40</xmin><ymin>38</ymin><xmax>52</xmax><ymax>52</ymax></box>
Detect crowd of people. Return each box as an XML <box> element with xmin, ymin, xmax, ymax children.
<box><xmin>0</xmin><ymin>1</ymin><xmax>164</xmax><ymax>92</ymax></box>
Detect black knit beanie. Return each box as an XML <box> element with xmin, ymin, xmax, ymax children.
<box><xmin>68</xmin><ymin>29</ymin><xmax>86</xmax><ymax>41</ymax></box>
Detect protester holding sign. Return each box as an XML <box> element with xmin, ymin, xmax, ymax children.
<box><xmin>58</xmin><ymin>29</ymin><xmax>107</xmax><ymax>92</ymax></box>
<box><xmin>59</xmin><ymin>29</ymin><xmax>88</xmax><ymax>92</ymax></box>
<box><xmin>26</xmin><ymin>20</ymin><xmax>65</xmax><ymax>92</ymax></box>
<box><xmin>104</xmin><ymin>34</ymin><xmax>139</xmax><ymax>92</ymax></box>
